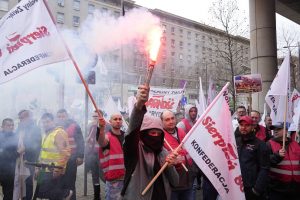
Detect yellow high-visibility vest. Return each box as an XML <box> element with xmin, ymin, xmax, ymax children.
<box><xmin>40</xmin><ymin>127</ymin><xmax>70</xmax><ymax>170</ymax></box>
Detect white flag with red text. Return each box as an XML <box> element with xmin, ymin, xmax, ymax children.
<box><xmin>0</xmin><ymin>0</ymin><xmax>69</xmax><ymax>84</ymax></box>
<box><xmin>291</xmin><ymin>88</ymin><xmax>300</xmax><ymax>115</ymax></box>
<box><xmin>183</xmin><ymin>85</ymin><xmax>245</xmax><ymax>200</ymax></box>
<box><xmin>195</xmin><ymin>77</ymin><xmax>207</xmax><ymax>117</ymax></box>
<box><xmin>288</xmin><ymin>89</ymin><xmax>300</xmax><ymax>131</ymax></box>
<box><xmin>145</xmin><ymin>87</ymin><xmax>185</xmax><ymax>117</ymax></box>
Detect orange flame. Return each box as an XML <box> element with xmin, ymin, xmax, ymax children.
<box><xmin>147</xmin><ymin>26</ymin><xmax>162</xmax><ymax>62</ymax></box>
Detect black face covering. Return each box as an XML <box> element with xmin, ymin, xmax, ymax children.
<box><xmin>140</xmin><ymin>131</ymin><xmax>164</xmax><ymax>154</ymax></box>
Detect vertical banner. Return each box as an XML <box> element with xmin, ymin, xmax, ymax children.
<box><xmin>0</xmin><ymin>0</ymin><xmax>69</xmax><ymax>84</ymax></box>
<box><xmin>183</xmin><ymin>85</ymin><xmax>245</xmax><ymax>200</ymax></box>
<box><xmin>207</xmin><ymin>76</ymin><xmax>217</xmax><ymax>105</ymax></box>
<box><xmin>265</xmin><ymin>53</ymin><xmax>292</xmax><ymax>123</ymax></box>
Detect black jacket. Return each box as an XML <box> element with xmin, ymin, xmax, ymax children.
<box><xmin>235</xmin><ymin>131</ymin><xmax>270</xmax><ymax>194</ymax></box>
<box><xmin>0</xmin><ymin>131</ymin><xmax>19</xmax><ymax>176</ymax></box>
<box><xmin>64</xmin><ymin>119</ymin><xmax>85</xmax><ymax>159</ymax></box>
<box><xmin>17</xmin><ymin>121</ymin><xmax>41</xmax><ymax>162</ymax></box>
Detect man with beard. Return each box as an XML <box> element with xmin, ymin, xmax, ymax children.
<box><xmin>56</xmin><ymin>109</ymin><xmax>84</xmax><ymax>200</ymax></box>
<box><xmin>236</xmin><ymin>116</ymin><xmax>270</xmax><ymax>200</ymax></box>
<box><xmin>35</xmin><ymin>113</ymin><xmax>72</xmax><ymax>200</ymax></box>
<box><xmin>97</xmin><ymin>113</ymin><xmax>124</xmax><ymax>200</ymax></box>
<box><xmin>264</xmin><ymin>116</ymin><xmax>273</xmax><ymax>138</ymax></box>
<box><xmin>267</xmin><ymin>122</ymin><xmax>300</xmax><ymax>200</ymax></box>
<box><xmin>177</xmin><ymin>105</ymin><xmax>202</xmax><ymax>198</ymax></box>
<box><xmin>16</xmin><ymin>109</ymin><xmax>42</xmax><ymax>200</ymax></box>
<box><xmin>232</xmin><ymin>105</ymin><xmax>247</xmax><ymax>131</ymax></box>
<box><xmin>121</xmin><ymin>85</ymin><xmax>179</xmax><ymax>200</ymax></box>
<box><xmin>250</xmin><ymin>110</ymin><xmax>271</xmax><ymax>142</ymax></box>
<box><xmin>161</xmin><ymin>110</ymin><xmax>195</xmax><ymax>200</ymax></box>
<box><xmin>177</xmin><ymin>104</ymin><xmax>198</xmax><ymax>134</ymax></box>
<box><xmin>0</xmin><ymin>118</ymin><xmax>19</xmax><ymax>200</ymax></box>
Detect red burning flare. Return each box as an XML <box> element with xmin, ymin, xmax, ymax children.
<box><xmin>144</xmin><ymin>26</ymin><xmax>162</xmax><ymax>86</ymax></box>
<box><xmin>147</xmin><ymin>26</ymin><xmax>162</xmax><ymax>63</ymax></box>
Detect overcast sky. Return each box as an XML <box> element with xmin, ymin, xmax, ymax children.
<box><xmin>134</xmin><ymin>0</ymin><xmax>300</xmax><ymax>52</ymax></box>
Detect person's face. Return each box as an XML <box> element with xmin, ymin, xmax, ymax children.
<box><xmin>19</xmin><ymin>111</ymin><xmax>31</xmax><ymax>125</ymax></box>
<box><xmin>41</xmin><ymin>117</ymin><xmax>55</xmax><ymax>132</ymax></box>
<box><xmin>238</xmin><ymin>122</ymin><xmax>253</xmax><ymax>135</ymax></box>
<box><xmin>236</xmin><ymin>108</ymin><xmax>246</xmax><ymax>118</ymax></box>
<box><xmin>56</xmin><ymin>112</ymin><xmax>68</xmax><ymax>122</ymax></box>
<box><xmin>109</xmin><ymin>114</ymin><xmax>123</xmax><ymax>129</ymax></box>
<box><xmin>265</xmin><ymin>117</ymin><xmax>272</xmax><ymax>127</ymax></box>
<box><xmin>147</xmin><ymin>129</ymin><xmax>163</xmax><ymax>137</ymax></box>
<box><xmin>162</xmin><ymin>111</ymin><xmax>176</xmax><ymax>132</ymax></box>
<box><xmin>189</xmin><ymin>107</ymin><xmax>198</xmax><ymax>120</ymax></box>
<box><xmin>273</xmin><ymin>128</ymin><xmax>284</xmax><ymax>140</ymax></box>
<box><xmin>92</xmin><ymin>113</ymin><xmax>99</xmax><ymax>122</ymax></box>
<box><xmin>2</xmin><ymin>121</ymin><xmax>14</xmax><ymax>132</ymax></box>
<box><xmin>250</xmin><ymin>112</ymin><xmax>260</xmax><ymax>125</ymax></box>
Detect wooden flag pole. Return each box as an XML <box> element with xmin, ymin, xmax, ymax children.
<box><xmin>282</xmin><ymin>95</ymin><xmax>289</xmax><ymax>149</ymax></box>
<box><xmin>142</xmin><ymin>82</ymin><xmax>230</xmax><ymax>196</ymax></box>
<box><xmin>43</xmin><ymin>0</ymin><xmax>102</xmax><ymax>117</ymax></box>
<box><xmin>163</xmin><ymin>139</ymin><xmax>188</xmax><ymax>172</ymax></box>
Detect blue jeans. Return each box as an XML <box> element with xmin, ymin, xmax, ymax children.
<box><xmin>105</xmin><ymin>180</ymin><xmax>123</xmax><ymax>200</ymax></box>
<box><xmin>171</xmin><ymin>188</ymin><xmax>194</xmax><ymax>200</ymax></box>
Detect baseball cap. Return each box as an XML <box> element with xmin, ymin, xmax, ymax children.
<box><xmin>238</xmin><ymin>116</ymin><xmax>253</xmax><ymax>125</ymax></box>
<box><xmin>270</xmin><ymin>122</ymin><xmax>288</xmax><ymax>130</ymax></box>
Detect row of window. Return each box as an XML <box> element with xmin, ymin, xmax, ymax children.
<box><xmin>57</xmin><ymin>0</ymin><xmax>120</xmax><ymax>17</ymax></box>
<box><xmin>162</xmin><ymin>24</ymin><xmax>216</xmax><ymax>42</ymax></box>
<box><xmin>57</xmin><ymin>0</ymin><xmax>80</xmax><ymax>10</ymax></box>
<box><xmin>57</xmin><ymin>12</ymin><xmax>80</xmax><ymax>26</ymax></box>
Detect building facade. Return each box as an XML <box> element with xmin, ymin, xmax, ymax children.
<box><xmin>0</xmin><ymin>0</ymin><xmax>250</xmax><ymax>108</ymax></box>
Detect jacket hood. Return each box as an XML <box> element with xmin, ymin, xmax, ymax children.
<box><xmin>140</xmin><ymin>114</ymin><xmax>164</xmax><ymax>133</ymax></box>
<box><xmin>184</xmin><ymin>104</ymin><xmax>197</xmax><ymax>120</ymax></box>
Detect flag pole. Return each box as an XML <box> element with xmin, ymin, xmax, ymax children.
<box><xmin>42</xmin><ymin>0</ymin><xmax>102</xmax><ymax>117</ymax></box>
<box><xmin>282</xmin><ymin>95</ymin><xmax>288</xmax><ymax>149</ymax></box>
<box><xmin>163</xmin><ymin>139</ymin><xmax>188</xmax><ymax>172</ymax></box>
<box><xmin>179</xmin><ymin>82</ymin><xmax>230</xmax><ymax>146</ymax></box>
<box><xmin>141</xmin><ymin>82</ymin><xmax>230</xmax><ymax>195</ymax></box>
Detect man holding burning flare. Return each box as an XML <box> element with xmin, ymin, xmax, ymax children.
<box><xmin>121</xmin><ymin>85</ymin><xmax>179</xmax><ymax>200</ymax></box>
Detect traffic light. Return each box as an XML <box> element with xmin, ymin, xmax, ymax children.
<box><xmin>87</xmin><ymin>71</ymin><xmax>95</xmax><ymax>84</ymax></box>
<box><xmin>76</xmin><ymin>70</ymin><xmax>96</xmax><ymax>84</ymax></box>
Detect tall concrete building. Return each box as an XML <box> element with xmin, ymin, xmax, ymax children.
<box><xmin>0</xmin><ymin>0</ymin><xmax>250</xmax><ymax>108</ymax></box>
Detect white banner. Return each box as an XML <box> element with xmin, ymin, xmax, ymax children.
<box><xmin>196</xmin><ymin>77</ymin><xmax>207</xmax><ymax>117</ymax></box>
<box><xmin>102</xmin><ymin>95</ymin><xmax>128</xmax><ymax>131</ymax></box>
<box><xmin>207</xmin><ymin>76</ymin><xmax>217</xmax><ymax>105</ymax></box>
<box><xmin>266</xmin><ymin>52</ymin><xmax>290</xmax><ymax>96</ymax></box>
<box><xmin>291</xmin><ymin>88</ymin><xmax>300</xmax><ymax>115</ymax></box>
<box><xmin>183</xmin><ymin>85</ymin><xmax>245</xmax><ymax>200</ymax></box>
<box><xmin>145</xmin><ymin>87</ymin><xmax>184</xmax><ymax>117</ymax></box>
<box><xmin>259</xmin><ymin>103</ymin><xmax>267</xmax><ymax>126</ymax></box>
<box><xmin>289</xmin><ymin>89</ymin><xmax>300</xmax><ymax>131</ymax></box>
<box><xmin>0</xmin><ymin>0</ymin><xmax>69</xmax><ymax>84</ymax></box>
<box><xmin>265</xmin><ymin>53</ymin><xmax>292</xmax><ymax>123</ymax></box>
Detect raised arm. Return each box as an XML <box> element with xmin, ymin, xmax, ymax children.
<box><xmin>123</xmin><ymin>85</ymin><xmax>149</xmax><ymax>156</ymax></box>
<box><xmin>97</xmin><ymin>117</ymin><xmax>108</xmax><ymax>147</ymax></box>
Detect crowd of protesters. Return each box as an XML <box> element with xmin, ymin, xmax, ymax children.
<box><xmin>0</xmin><ymin>86</ymin><xmax>299</xmax><ymax>200</ymax></box>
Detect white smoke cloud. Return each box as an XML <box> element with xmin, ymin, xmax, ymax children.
<box><xmin>79</xmin><ymin>8</ymin><xmax>161</xmax><ymax>54</ymax></box>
